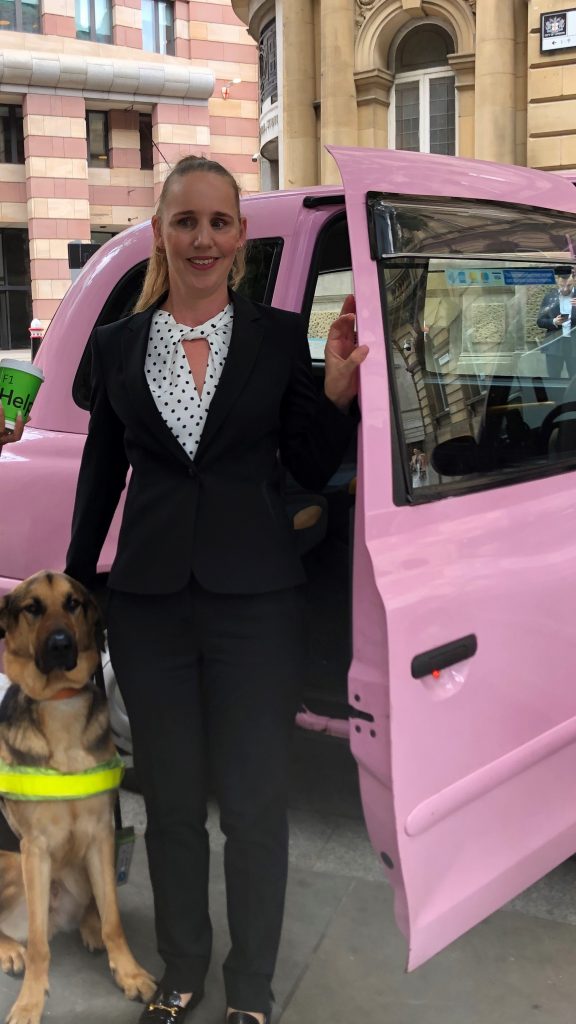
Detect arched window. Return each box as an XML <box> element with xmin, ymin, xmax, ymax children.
<box><xmin>389</xmin><ymin>24</ymin><xmax>456</xmax><ymax>156</ymax></box>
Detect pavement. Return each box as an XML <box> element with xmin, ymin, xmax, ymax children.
<box><xmin>2</xmin><ymin>349</ymin><xmax>31</xmax><ymax>362</ymax></box>
<box><xmin>1</xmin><ymin>729</ymin><xmax>576</xmax><ymax>1023</ymax></box>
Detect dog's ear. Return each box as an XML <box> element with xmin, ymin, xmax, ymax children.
<box><xmin>83</xmin><ymin>590</ymin><xmax>106</xmax><ymax>654</ymax></box>
<box><xmin>67</xmin><ymin>575</ymin><xmax>107</xmax><ymax>654</ymax></box>
<box><xmin>0</xmin><ymin>594</ymin><xmax>10</xmax><ymax>640</ymax></box>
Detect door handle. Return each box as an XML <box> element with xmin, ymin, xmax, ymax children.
<box><xmin>411</xmin><ymin>634</ymin><xmax>477</xmax><ymax>679</ymax></box>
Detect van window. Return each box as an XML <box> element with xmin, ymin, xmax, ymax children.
<box><xmin>369</xmin><ymin>196</ymin><xmax>576</xmax><ymax>499</ymax></box>
<box><xmin>72</xmin><ymin>237</ymin><xmax>283</xmax><ymax>411</ymax></box>
<box><xmin>305</xmin><ymin>214</ymin><xmax>352</xmax><ymax>364</ymax></box>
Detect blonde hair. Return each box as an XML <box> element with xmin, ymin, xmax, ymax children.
<box><xmin>134</xmin><ymin>156</ymin><xmax>246</xmax><ymax>313</ymax></box>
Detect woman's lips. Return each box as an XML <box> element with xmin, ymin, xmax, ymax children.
<box><xmin>187</xmin><ymin>257</ymin><xmax>220</xmax><ymax>271</ymax></box>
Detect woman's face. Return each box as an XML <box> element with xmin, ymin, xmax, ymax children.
<box><xmin>152</xmin><ymin>170</ymin><xmax>247</xmax><ymax>305</ymax></box>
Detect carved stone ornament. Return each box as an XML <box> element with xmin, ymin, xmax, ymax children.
<box><xmin>356</xmin><ymin>0</ymin><xmax>378</xmax><ymax>30</ymax></box>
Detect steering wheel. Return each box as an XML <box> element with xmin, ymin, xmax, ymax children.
<box><xmin>540</xmin><ymin>401</ymin><xmax>576</xmax><ymax>449</ymax></box>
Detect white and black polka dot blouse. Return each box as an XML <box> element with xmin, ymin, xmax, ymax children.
<box><xmin>144</xmin><ymin>303</ymin><xmax>234</xmax><ymax>460</ymax></box>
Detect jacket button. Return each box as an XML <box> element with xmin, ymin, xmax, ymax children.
<box><xmin>189</xmin><ymin>466</ymin><xmax>198</xmax><ymax>479</ymax></box>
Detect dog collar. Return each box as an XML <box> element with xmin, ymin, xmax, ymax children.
<box><xmin>0</xmin><ymin>753</ymin><xmax>124</xmax><ymax>801</ymax></box>
<box><xmin>43</xmin><ymin>687</ymin><xmax>85</xmax><ymax>701</ymax></box>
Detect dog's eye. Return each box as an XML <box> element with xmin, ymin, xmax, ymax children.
<box><xmin>23</xmin><ymin>600</ymin><xmax>43</xmax><ymax>618</ymax></box>
<box><xmin>64</xmin><ymin>595</ymin><xmax>81</xmax><ymax>613</ymax></box>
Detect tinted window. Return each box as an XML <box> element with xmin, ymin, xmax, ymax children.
<box><xmin>303</xmin><ymin>213</ymin><xmax>351</xmax><ymax>363</ymax></box>
<box><xmin>382</xmin><ymin>256</ymin><xmax>576</xmax><ymax>498</ymax></box>
<box><xmin>370</xmin><ymin>196</ymin><xmax>576</xmax><ymax>500</ymax></box>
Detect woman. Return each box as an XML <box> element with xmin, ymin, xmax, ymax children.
<box><xmin>65</xmin><ymin>155</ymin><xmax>368</xmax><ymax>1024</ymax></box>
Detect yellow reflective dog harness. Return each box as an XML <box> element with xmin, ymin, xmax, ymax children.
<box><xmin>0</xmin><ymin>753</ymin><xmax>125</xmax><ymax>801</ymax></box>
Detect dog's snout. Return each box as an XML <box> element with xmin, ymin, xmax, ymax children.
<box><xmin>37</xmin><ymin>629</ymin><xmax>78</xmax><ymax>673</ymax></box>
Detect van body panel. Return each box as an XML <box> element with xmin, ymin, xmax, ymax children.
<box><xmin>334</xmin><ymin>145</ymin><xmax>576</xmax><ymax>967</ymax></box>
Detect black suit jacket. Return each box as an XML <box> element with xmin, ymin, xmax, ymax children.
<box><xmin>537</xmin><ymin>288</ymin><xmax>576</xmax><ymax>336</ymax></box>
<box><xmin>65</xmin><ymin>291</ymin><xmax>355</xmax><ymax>595</ymax></box>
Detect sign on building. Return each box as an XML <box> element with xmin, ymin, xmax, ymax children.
<box><xmin>541</xmin><ymin>10</ymin><xmax>576</xmax><ymax>52</ymax></box>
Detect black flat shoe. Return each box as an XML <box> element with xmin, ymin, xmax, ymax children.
<box><xmin>139</xmin><ymin>988</ymin><xmax>204</xmax><ymax>1022</ymax></box>
<box><xmin>226</xmin><ymin>1013</ymin><xmax>270</xmax><ymax>1024</ymax></box>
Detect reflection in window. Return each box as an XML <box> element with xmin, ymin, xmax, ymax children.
<box><xmin>139</xmin><ymin>113</ymin><xmax>153</xmax><ymax>170</ymax></box>
<box><xmin>75</xmin><ymin>0</ymin><xmax>111</xmax><ymax>42</ymax></box>
<box><xmin>0</xmin><ymin>0</ymin><xmax>40</xmax><ymax>32</ymax></box>
<box><xmin>142</xmin><ymin>0</ymin><xmax>174</xmax><ymax>55</ymax></box>
<box><xmin>0</xmin><ymin>105</ymin><xmax>24</xmax><ymax>164</ymax></box>
<box><xmin>381</xmin><ymin>256</ymin><xmax>576</xmax><ymax>497</ymax></box>
<box><xmin>87</xmin><ymin>110</ymin><xmax>109</xmax><ymax>167</ymax></box>
<box><xmin>0</xmin><ymin>228</ymin><xmax>32</xmax><ymax>350</ymax></box>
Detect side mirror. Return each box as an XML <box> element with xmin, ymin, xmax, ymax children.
<box><xmin>431</xmin><ymin>435</ymin><xmax>483</xmax><ymax>476</ymax></box>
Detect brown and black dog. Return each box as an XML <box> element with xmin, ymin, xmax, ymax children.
<box><xmin>0</xmin><ymin>571</ymin><xmax>155</xmax><ymax>1024</ymax></box>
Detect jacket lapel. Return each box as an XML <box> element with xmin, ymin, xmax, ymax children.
<box><xmin>194</xmin><ymin>291</ymin><xmax>264</xmax><ymax>462</ymax></box>
<box><xmin>120</xmin><ymin>291</ymin><xmax>264</xmax><ymax>467</ymax></box>
<box><xmin>120</xmin><ymin>300</ymin><xmax>195</xmax><ymax>469</ymax></box>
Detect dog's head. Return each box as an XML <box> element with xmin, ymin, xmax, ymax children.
<box><xmin>0</xmin><ymin>572</ymin><xmax>105</xmax><ymax>700</ymax></box>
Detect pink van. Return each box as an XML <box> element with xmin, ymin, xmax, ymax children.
<box><xmin>3</xmin><ymin>146</ymin><xmax>576</xmax><ymax>973</ymax></box>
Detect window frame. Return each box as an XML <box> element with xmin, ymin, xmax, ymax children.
<box><xmin>389</xmin><ymin>68</ymin><xmax>457</xmax><ymax>156</ymax></box>
<box><xmin>300</xmin><ymin>209</ymin><xmax>350</xmax><ymax>364</ymax></box>
<box><xmin>0</xmin><ymin>0</ymin><xmax>40</xmax><ymax>32</ymax></box>
<box><xmin>0</xmin><ymin>104</ymin><xmax>24</xmax><ymax>164</ymax></box>
<box><xmin>0</xmin><ymin>227</ymin><xmax>32</xmax><ymax>350</ymax></box>
<box><xmin>87</xmin><ymin>110</ymin><xmax>109</xmax><ymax>168</ymax></box>
<box><xmin>75</xmin><ymin>0</ymin><xmax>111</xmax><ymax>43</ymax></box>
<box><xmin>139</xmin><ymin>113</ymin><xmax>153</xmax><ymax>171</ymax></box>
<box><xmin>141</xmin><ymin>0</ymin><xmax>175</xmax><ymax>56</ymax></box>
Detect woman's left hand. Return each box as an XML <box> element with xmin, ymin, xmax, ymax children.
<box><xmin>324</xmin><ymin>295</ymin><xmax>369</xmax><ymax>412</ymax></box>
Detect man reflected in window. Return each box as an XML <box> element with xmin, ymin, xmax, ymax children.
<box><xmin>537</xmin><ymin>264</ymin><xmax>576</xmax><ymax>379</ymax></box>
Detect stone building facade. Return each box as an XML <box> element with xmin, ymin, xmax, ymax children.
<box><xmin>0</xmin><ymin>0</ymin><xmax>258</xmax><ymax>347</ymax></box>
<box><xmin>231</xmin><ymin>0</ymin><xmax>576</xmax><ymax>189</ymax></box>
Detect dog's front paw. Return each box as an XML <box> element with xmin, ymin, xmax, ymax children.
<box><xmin>0</xmin><ymin>937</ymin><xmax>25</xmax><ymax>976</ymax></box>
<box><xmin>5</xmin><ymin>992</ymin><xmax>45</xmax><ymax>1024</ymax></box>
<box><xmin>110</xmin><ymin>959</ymin><xmax>156</xmax><ymax>1003</ymax></box>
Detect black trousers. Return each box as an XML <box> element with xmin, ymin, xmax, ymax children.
<box><xmin>545</xmin><ymin>336</ymin><xmax>576</xmax><ymax>379</ymax></box>
<box><xmin>106</xmin><ymin>579</ymin><xmax>305</xmax><ymax>1014</ymax></box>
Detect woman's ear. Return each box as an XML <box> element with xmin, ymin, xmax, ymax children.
<box><xmin>152</xmin><ymin>214</ymin><xmax>164</xmax><ymax>252</ymax></box>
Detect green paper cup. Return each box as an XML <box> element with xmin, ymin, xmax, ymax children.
<box><xmin>0</xmin><ymin>359</ymin><xmax>44</xmax><ymax>429</ymax></box>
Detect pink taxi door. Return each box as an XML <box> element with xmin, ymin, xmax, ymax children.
<box><xmin>334</xmin><ymin>146</ymin><xmax>576</xmax><ymax>969</ymax></box>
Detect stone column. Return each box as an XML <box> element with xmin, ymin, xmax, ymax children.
<box><xmin>23</xmin><ymin>94</ymin><xmax>90</xmax><ymax>328</ymax></box>
<box><xmin>449</xmin><ymin>53</ymin><xmax>475</xmax><ymax>159</ymax></box>
<box><xmin>41</xmin><ymin>0</ymin><xmax>75</xmax><ymax>37</ymax></box>
<box><xmin>282</xmin><ymin>0</ymin><xmax>317</xmax><ymax>187</ymax></box>
<box><xmin>474</xmin><ymin>0</ymin><xmax>516</xmax><ymax>163</ymax></box>
<box><xmin>355</xmin><ymin>69</ymin><xmax>394</xmax><ymax>150</ymax></box>
<box><xmin>112</xmin><ymin>0</ymin><xmax>142</xmax><ymax>49</ymax></box>
<box><xmin>320</xmin><ymin>0</ymin><xmax>358</xmax><ymax>183</ymax></box>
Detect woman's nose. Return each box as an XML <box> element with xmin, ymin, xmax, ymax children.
<box><xmin>193</xmin><ymin>227</ymin><xmax>210</xmax><ymax>247</ymax></box>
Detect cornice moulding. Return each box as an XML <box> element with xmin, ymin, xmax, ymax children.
<box><xmin>0</xmin><ymin>49</ymin><xmax>214</xmax><ymax>102</ymax></box>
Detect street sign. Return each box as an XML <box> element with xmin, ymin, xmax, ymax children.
<box><xmin>541</xmin><ymin>10</ymin><xmax>576</xmax><ymax>53</ymax></box>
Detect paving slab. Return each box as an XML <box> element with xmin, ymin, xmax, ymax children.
<box><xmin>281</xmin><ymin>877</ymin><xmax>576</xmax><ymax>1024</ymax></box>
